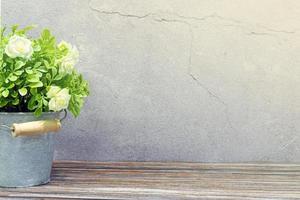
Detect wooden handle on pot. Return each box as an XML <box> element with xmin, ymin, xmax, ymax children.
<box><xmin>12</xmin><ymin>120</ymin><xmax>61</xmax><ymax>137</ymax></box>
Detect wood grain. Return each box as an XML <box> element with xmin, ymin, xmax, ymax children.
<box><xmin>0</xmin><ymin>161</ymin><xmax>300</xmax><ymax>199</ymax></box>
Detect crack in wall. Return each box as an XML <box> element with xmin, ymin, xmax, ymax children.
<box><xmin>88</xmin><ymin>0</ymin><xmax>241</xmax><ymax>132</ymax></box>
<box><xmin>149</xmin><ymin>15</ymin><xmax>236</xmax><ymax>134</ymax></box>
<box><xmin>260</xmin><ymin>135</ymin><xmax>299</xmax><ymax>161</ymax></box>
<box><xmin>279</xmin><ymin>136</ymin><xmax>299</xmax><ymax>151</ymax></box>
<box><xmin>172</xmin><ymin>12</ymin><xmax>297</xmax><ymax>35</ymax></box>
<box><xmin>87</xmin><ymin>0</ymin><xmax>300</xmax><ymax>134</ymax></box>
<box><xmin>190</xmin><ymin>74</ymin><xmax>226</xmax><ymax>106</ymax></box>
<box><xmin>89</xmin><ymin>9</ymin><xmax>153</xmax><ymax>20</ymax></box>
<box><xmin>189</xmin><ymin>74</ymin><xmax>237</xmax><ymax>132</ymax></box>
<box><xmin>88</xmin><ymin>0</ymin><xmax>297</xmax><ymax>36</ymax></box>
<box><xmin>247</xmin><ymin>31</ymin><xmax>275</xmax><ymax>36</ymax></box>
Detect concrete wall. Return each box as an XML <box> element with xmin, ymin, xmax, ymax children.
<box><xmin>2</xmin><ymin>0</ymin><xmax>300</xmax><ymax>162</ymax></box>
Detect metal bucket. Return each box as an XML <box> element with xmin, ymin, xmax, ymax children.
<box><xmin>0</xmin><ymin>112</ymin><xmax>59</xmax><ymax>187</ymax></box>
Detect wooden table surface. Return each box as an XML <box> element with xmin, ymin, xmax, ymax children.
<box><xmin>0</xmin><ymin>161</ymin><xmax>300</xmax><ymax>199</ymax></box>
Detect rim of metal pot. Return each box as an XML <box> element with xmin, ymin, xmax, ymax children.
<box><xmin>0</xmin><ymin>110</ymin><xmax>68</xmax><ymax>125</ymax></box>
<box><xmin>0</xmin><ymin>112</ymin><xmax>57</xmax><ymax>115</ymax></box>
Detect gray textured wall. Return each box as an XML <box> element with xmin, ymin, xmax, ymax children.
<box><xmin>2</xmin><ymin>0</ymin><xmax>300</xmax><ymax>162</ymax></box>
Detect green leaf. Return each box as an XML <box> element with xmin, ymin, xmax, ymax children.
<box><xmin>8</xmin><ymin>75</ymin><xmax>18</xmax><ymax>82</ymax></box>
<box><xmin>14</xmin><ymin>70</ymin><xmax>24</xmax><ymax>76</ymax></box>
<box><xmin>34</xmin><ymin>106</ymin><xmax>42</xmax><ymax>116</ymax></box>
<box><xmin>46</xmin><ymin>73</ymin><xmax>51</xmax><ymax>80</ymax></box>
<box><xmin>15</xmin><ymin>80</ymin><xmax>23</xmax><ymax>85</ymax></box>
<box><xmin>15</xmin><ymin>61</ymin><xmax>26</xmax><ymax>70</ymax></box>
<box><xmin>15</xmin><ymin>25</ymin><xmax>36</xmax><ymax>34</ymax></box>
<box><xmin>29</xmin><ymin>81</ymin><xmax>43</xmax><ymax>88</ymax></box>
<box><xmin>12</xmin><ymin>98</ymin><xmax>19</xmax><ymax>105</ymax></box>
<box><xmin>54</xmin><ymin>74</ymin><xmax>64</xmax><ymax>81</ymax></box>
<box><xmin>25</xmin><ymin>68</ymin><xmax>34</xmax><ymax>74</ymax></box>
<box><xmin>7</xmin><ymin>83</ymin><xmax>15</xmax><ymax>89</ymax></box>
<box><xmin>0</xmin><ymin>100</ymin><xmax>8</xmax><ymax>107</ymax></box>
<box><xmin>68</xmin><ymin>95</ymin><xmax>83</xmax><ymax>117</ymax></box>
<box><xmin>41</xmin><ymin>29</ymin><xmax>51</xmax><ymax>39</ymax></box>
<box><xmin>18</xmin><ymin>87</ymin><xmax>28</xmax><ymax>96</ymax></box>
<box><xmin>42</xmin><ymin>98</ymin><xmax>48</xmax><ymax>106</ymax></box>
<box><xmin>2</xmin><ymin>90</ymin><xmax>9</xmax><ymax>98</ymax></box>
<box><xmin>36</xmin><ymin>71</ymin><xmax>43</xmax><ymax>77</ymax></box>
<box><xmin>43</xmin><ymin>60</ymin><xmax>50</xmax><ymax>68</ymax></box>
<box><xmin>11</xmin><ymin>91</ymin><xmax>18</xmax><ymax>98</ymax></box>
<box><xmin>27</xmin><ymin>74</ymin><xmax>40</xmax><ymax>82</ymax></box>
<box><xmin>33</xmin><ymin>98</ymin><xmax>43</xmax><ymax>116</ymax></box>
<box><xmin>37</xmin><ymin>68</ymin><xmax>47</xmax><ymax>73</ymax></box>
<box><xmin>33</xmin><ymin>62</ymin><xmax>42</xmax><ymax>68</ymax></box>
<box><xmin>50</xmin><ymin>67</ymin><xmax>57</xmax><ymax>77</ymax></box>
<box><xmin>11</xmin><ymin>24</ymin><xmax>19</xmax><ymax>33</ymax></box>
<box><xmin>33</xmin><ymin>45</ymin><xmax>41</xmax><ymax>52</ymax></box>
<box><xmin>28</xmin><ymin>96</ymin><xmax>37</xmax><ymax>110</ymax></box>
<box><xmin>30</xmin><ymin>88</ymin><xmax>37</xmax><ymax>95</ymax></box>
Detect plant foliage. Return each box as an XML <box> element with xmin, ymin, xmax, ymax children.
<box><xmin>0</xmin><ymin>25</ymin><xmax>89</xmax><ymax>117</ymax></box>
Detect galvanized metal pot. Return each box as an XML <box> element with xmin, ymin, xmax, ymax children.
<box><xmin>0</xmin><ymin>112</ymin><xmax>59</xmax><ymax>188</ymax></box>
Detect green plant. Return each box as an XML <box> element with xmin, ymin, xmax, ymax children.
<box><xmin>0</xmin><ymin>25</ymin><xmax>89</xmax><ymax>117</ymax></box>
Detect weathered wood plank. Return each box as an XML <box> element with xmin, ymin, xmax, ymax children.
<box><xmin>0</xmin><ymin>161</ymin><xmax>300</xmax><ymax>199</ymax></box>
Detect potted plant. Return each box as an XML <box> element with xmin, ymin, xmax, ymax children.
<box><xmin>0</xmin><ymin>25</ymin><xmax>89</xmax><ymax>187</ymax></box>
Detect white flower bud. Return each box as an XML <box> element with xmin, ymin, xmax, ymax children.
<box><xmin>5</xmin><ymin>35</ymin><xmax>33</xmax><ymax>59</ymax></box>
<box><xmin>47</xmin><ymin>86</ymin><xmax>71</xmax><ymax>112</ymax></box>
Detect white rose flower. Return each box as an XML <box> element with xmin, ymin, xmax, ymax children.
<box><xmin>58</xmin><ymin>41</ymin><xmax>79</xmax><ymax>74</ymax></box>
<box><xmin>57</xmin><ymin>41</ymin><xmax>70</xmax><ymax>50</ymax></box>
<box><xmin>46</xmin><ymin>86</ymin><xmax>62</xmax><ymax>98</ymax></box>
<box><xmin>5</xmin><ymin>35</ymin><xmax>33</xmax><ymax>59</ymax></box>
<box><xmin>47</xmin><ymin>86</ymin><xmax>71</xmax><ymax>112</ymax></box>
